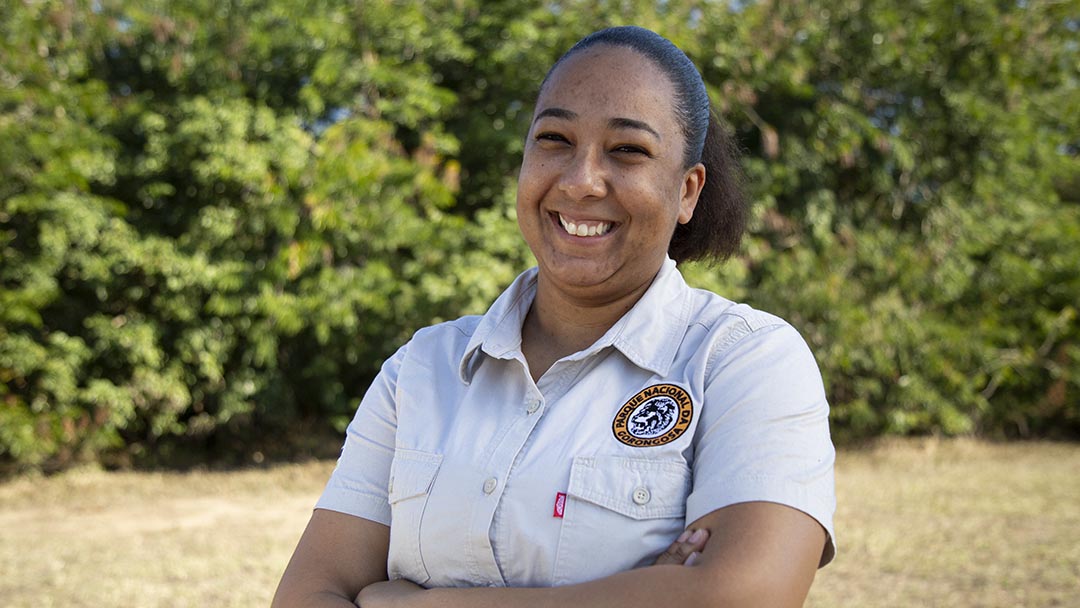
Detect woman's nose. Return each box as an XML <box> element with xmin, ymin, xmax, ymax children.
<box><xmin>558</xmin><ymin>147</ymin><xmax>608</xmax><ymax>201</ymax></box>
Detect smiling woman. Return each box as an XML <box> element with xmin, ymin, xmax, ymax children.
<box><xmin>517</xmin><ymin>44</ymin><xmax>702</xmax><ymax>308</ymax></box>
<box><xmin>273</xmin><ymin>26</ymin><xmax>835</xmax><ymax>608</ymax></box>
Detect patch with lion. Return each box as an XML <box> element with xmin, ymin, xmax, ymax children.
<box><xmin>612</xmin><ymin>384</ymin><xmax>693</xmax><ymax>447</ymax></box>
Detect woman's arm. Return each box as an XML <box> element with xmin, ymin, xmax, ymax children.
<box><xmin>272</xmin><ymin>343</ymin><xmax>404</xmax><ymax>607</ymax></box>
<box><xmin>272</xmin><ymin>509</ymin><xmax>390</xmax><ymax>608</ymax></box>
<box><xmin>358</xmin><ymin>500</ymin><xmax>825</xmax><ymax>608</ymax></box>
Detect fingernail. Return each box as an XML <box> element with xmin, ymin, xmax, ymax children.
<box><xmin>677</xmin><ymin>529</ymin><xmax>692</xmax><ymax>543</ymax></box>
<box><xmin>685</xmin><ymin>551</ymin><xmax>700</xmax><ymax>566</ymax></box>
<box><xmin>689</xmin><ymin>528</ymin><xmax>707</xmax><ymax>543</ymax></box>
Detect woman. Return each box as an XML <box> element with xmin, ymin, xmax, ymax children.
<box><xmin>273</xmin><ymin>26</ymin><xmax>835</xmax><ymax>608</ymax></box>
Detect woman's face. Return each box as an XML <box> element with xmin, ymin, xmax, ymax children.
<box><xmin>516</xmin><ymin>45</ymin><xmax>704</xmax><ymax>302</ymax></box>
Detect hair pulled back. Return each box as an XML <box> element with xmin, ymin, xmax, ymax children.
<box><xmin>542</xmin><ymin>26</ymin><xmax>747</xmax><ymax>263</ymax></box>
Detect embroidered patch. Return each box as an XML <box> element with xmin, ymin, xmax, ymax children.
<box><xmin>612</xmin><ymin>384</ymin><xmax>693</xmax><ymax>447</ymax></box>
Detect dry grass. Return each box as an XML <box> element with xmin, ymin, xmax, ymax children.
<box><xmin>806</xmin><ymin>439</ymin><xmax>1080</xmax><ymax>607</ymax></box>
<box><xmin>1</xmin><ymin>439</ymin><xmax>1077</xmax><ymax>607</ymax></box>
<box><xmin>0</xmin><ymin>461</ymin><xmax>334</xmax><ymax>607</ymax></box>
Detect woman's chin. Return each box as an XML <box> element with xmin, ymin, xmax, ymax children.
<box><xmin>539</xmin><ymin>255</ymin><xmax>618</xmax><ymax>290</ymax></box>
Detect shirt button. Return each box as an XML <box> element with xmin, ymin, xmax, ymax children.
<box><xmin>632</xmin><ymin>487</ymin><xmax>651</xmax><ymax>505</ymax></box>
<box><xmin>483</xmin><ymin>477</ymin><xmax>498</xmax><ymax>494</ymax></box>
<box><xmin>526</xmin><ymin>399</ymin><xmax>541</xmax><ymax>414</ymax></box>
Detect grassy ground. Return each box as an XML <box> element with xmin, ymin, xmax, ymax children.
<box><xmin>1</xmin><ymin>439</ymin><xmax>1077</xmax><ymax>607</ymax></box>
<box><xmin>808</xmin><ymin>439</ymin><xmax>1080</xmax><ymax>607</ymax></box>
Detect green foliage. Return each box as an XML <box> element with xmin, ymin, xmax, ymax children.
<box><xmin>681</xmin><ymin>0</ymin><xmax>1080</xmax><ymax>440</ymax></box>
<box><xmin>0</xmin><ymin>0</ymin><xmax>532</xmax><ymax>468</ymax></box>
<box><xmin>1</xmin><ymin>0</ymin><xmax>1077</xmax><ymax>469</ymax></box>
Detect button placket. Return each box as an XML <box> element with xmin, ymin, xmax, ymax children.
<box><xmin>468</xmin><ymin>382</ymin><xmax>550</xmax><ymax>587</ymax></box>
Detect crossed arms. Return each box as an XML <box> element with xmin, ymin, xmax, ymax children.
<box><xmin>272</xmin><ymin>499</ymin><xmax>825</xmax><ymax>608</ymax></box>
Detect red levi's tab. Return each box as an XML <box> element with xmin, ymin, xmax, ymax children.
<box><xmin>553</xmin><ymin>492</ymin><xmax>567</xmax><ymax>518</ymax></box>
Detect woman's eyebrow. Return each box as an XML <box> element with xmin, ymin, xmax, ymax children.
<box><xmin>609</xmin><ymin>117</ymin><xmax>661</xmax><ymax>140</ymax></box>
<box><xmin>534</xmin><ymin>107</ymin><xmax>578</xmax><ymax>123</ymax></box>
<box><xmin>533</xmin><ymin>109</ymin><xmax>661</xmax><ymax>141</ymax></box>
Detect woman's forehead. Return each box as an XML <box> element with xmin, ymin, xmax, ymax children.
<box><xmin>536</xmin><ymin>46</ymin><xmax>678</xmax><ymax>126</ymax></box>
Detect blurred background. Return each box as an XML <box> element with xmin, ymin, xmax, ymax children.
<box><xmin>2</xmin><ymin>1</ymin><xmax>1078</xmax><ymax>606</ymax></box>
<box><xmin>3</xmin><ymin>0</ymin><xmax>1077</xmax><ymax>472</ymax></box>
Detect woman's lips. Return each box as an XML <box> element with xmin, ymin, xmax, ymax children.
<box><xmin>554</xmin><ymin>212</ymin><xmax>613</xmax><ymax>237</ymax></box>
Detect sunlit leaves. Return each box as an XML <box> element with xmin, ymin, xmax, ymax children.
<box><xmin>1</xmin><ymin>0</ymin><xmax>1077</xmax><ymax>469</ymax></box>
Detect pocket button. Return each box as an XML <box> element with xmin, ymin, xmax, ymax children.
<box><xmin>632</xmin><ymin>487</ymin><xmax>651</xmax><ymax>505</ymax></box>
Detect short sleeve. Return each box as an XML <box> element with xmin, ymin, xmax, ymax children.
<box><xmin>686</xmin><ymin>322</ymin><xmax>837</xmax><ymax>566</ymax></box>
<box><xmin>314</xmin><ymin>344</ymin><xmax>406</xmax><ymax>526</ymax></box>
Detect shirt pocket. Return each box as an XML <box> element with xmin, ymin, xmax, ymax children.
<box><xmin>387</xmin><ymin>449</ymin><xmax>443</xmax><ymax>586</ymax></box>
<box><xmin>552</xmin><ymin>455</ymin><xmax>691</xmax><ymax>585</ymax></box>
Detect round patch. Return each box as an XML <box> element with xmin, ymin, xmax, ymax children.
<box><xmin>612</xmin><ymin>384</ymin><xmax>694</xmax><ymax>447</ymax></box>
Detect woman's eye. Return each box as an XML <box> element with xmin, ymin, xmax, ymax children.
<box><xmin>613</xmin><ymin>144</ymin><xmax>650</xmax><ymax>157</ymax></box>
<box><xmin>535</xmin><ymin>132</ymin><xmax>569</xmax><ymax>144</ymax></box>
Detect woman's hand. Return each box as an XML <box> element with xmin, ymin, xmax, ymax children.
<box><xmin>356</xmin><ymin>579</ymin><xmax>426</xmax><ymax>608</ymax></box>
<box><xmin>653</xmin><ymin>528</ymin><xmax>710</xmax><ymax>567</ymax></box>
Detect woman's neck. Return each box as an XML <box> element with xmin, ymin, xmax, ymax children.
<box><xmin>520</xmin><ymin>272</ymin><xmax>655</xmax><ymax>383</ymax></box>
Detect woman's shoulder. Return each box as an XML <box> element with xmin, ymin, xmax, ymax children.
<box><xmin>677</xmin><ymin>286</ymin><xmax>818</xmax><ymax>375</ymax></box>
<box><xmin>685</xmin><ymin>287</ymin><xmax>797</xmax><ymax>341</ymax></box>
<box><xmin>407</xmin><ymin>314</ymin><xmax>485</xmax><ymax>349</ymax></box>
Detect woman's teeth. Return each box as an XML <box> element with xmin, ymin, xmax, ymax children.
<box><xmin>559</xmin><ymin>214</ymin><xmax>611</xmax><ymax>237</ymax></box>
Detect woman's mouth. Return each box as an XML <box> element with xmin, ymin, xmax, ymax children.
<box><xmin>556</xmin><ymin>213</ymin><xmax>613</xmax><ymax>237</ymax></box>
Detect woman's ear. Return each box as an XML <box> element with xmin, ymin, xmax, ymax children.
<box><xmin>678</xmin><ymin>163</ymin><xmax>706</xmax><ymax>224</ymax></box>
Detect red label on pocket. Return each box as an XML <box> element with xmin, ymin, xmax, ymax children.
<box><xmin>553</xmin><ymin>492</ymin><xmax>567</xmax><ymax>518</ymax></box>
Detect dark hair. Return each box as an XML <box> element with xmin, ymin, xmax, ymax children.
<box><xmin>542</xmin><ymin>26</ymin><xmax>747</xmax><ymax>263</ymax></box>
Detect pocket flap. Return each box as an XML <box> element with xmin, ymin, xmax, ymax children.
<box><xmin>388</xmin><ymin>449</ymin><xmax>443</xmax><ymax>504</ymax></box>
<box><xmin>567</xmin><ymin>456</ymin><xmax>690</xmax><ymax>520</ymax></box>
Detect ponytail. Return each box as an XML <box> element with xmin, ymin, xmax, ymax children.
<box><xmin>669</xmin><ymin>111</ymin><xmax>747</xmax><ymax>263</ymax></box>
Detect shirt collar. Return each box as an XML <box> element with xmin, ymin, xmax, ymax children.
<box><xmin>458</xmin><ymin>267</ymin><xmax>538</xmax><ymax>383</ymax></box>
<box><xmin>603</xmin><ymin>257</ymin><xmax>692</xmax><ymax>375</ymax></box>
<box><xmin>458</xmin><ymin>258</ymin><xmax>692</xmax><ymax>383</ymax></box>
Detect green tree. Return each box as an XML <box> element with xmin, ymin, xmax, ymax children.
<box><xmin>2</xmin><ymin>0</ymin><xmax>1077</xmax><ymax>471</ymax></box>
<box><xmin>679</xmin><ymin>0</ymin><xmax>1080</xmax><ymax>438</ymax></box>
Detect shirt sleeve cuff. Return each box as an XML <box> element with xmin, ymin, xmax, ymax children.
<box><xmin>314</xmin><ymin>485</ymin><xmax>392</xmax><ymax>527</ymax></box>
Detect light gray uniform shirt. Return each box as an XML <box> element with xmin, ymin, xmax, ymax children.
<box><xmin>317</xmin><ymin>258</ymin><xmax>836</xmax><ymax>588</ymax></box>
